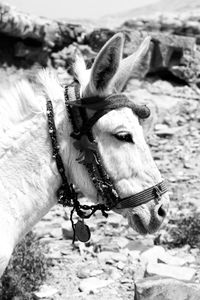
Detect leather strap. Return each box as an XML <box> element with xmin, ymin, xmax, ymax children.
<box><xmin>116</xmin><ymin>180</ymin><xmax>168</xmax><ymax>209</ymax></box>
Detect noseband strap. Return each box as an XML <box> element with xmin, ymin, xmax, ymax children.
<box><xmin>116</xmin><ymin>180</ymin><xmax>168</xmax><ymax>209</ymax></box>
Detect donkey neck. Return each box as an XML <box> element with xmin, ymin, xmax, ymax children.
<box><xmin>0</xmin><ymin>83</ymin><xmax>96</xmax><ymax>247</ymax></box>
<box><xmin>0</xmin><ymin>109</ymin><xmax>61</xmax><ymax>245</ymax></box>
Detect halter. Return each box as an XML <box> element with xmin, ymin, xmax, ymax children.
<box><xmin>46</xmin><ymin>82</ymin><xmax>168</xmax><ymax>242</ymax></box>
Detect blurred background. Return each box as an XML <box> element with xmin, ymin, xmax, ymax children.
<box><xmin>0</xmin><ymin>1</ymin><xmax>200</xmax><ymax>300</ymax></box>
<box><xmin>3</xmin><ymin>0</ymin><xmax>159</xmax><ymax>19</ymax></box>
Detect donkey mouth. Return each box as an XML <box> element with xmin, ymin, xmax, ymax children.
<box><xmin>129</xmin><ymin>211</ymin><xmax>164</xmax><ymax>235</ymax></box>
<box><xmin>129</xmin><ymin>214</ymin><xmax>150</xmax><ymax>235</ymax></box>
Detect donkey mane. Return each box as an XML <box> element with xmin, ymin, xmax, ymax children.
<box><xmin>0</xmin><ymin>70</ymin><xmax>69</xmax><ymax>134</ymax></box>
<box><xmin>0</xmin><ymin>81</ymin><xmax>42</xmax><ymax>129</ymax></box>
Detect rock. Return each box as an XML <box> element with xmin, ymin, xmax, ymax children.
<box><xmin>112</xmin><ymin>252</ymin><xmax>128</xmax><ymax>263</ymax></box>
<box><xmin>14</xmin><ymin>41</ymin><xmax>49</xmax><ymax>66</ymax></box>
<box><xmin>0</xmin><ymin>2</ymin><xmax>85</xmax><ymax>67</ymax></box>
<box><xmin>0</xmin><ymin>3</ymin><xmax>84</xmax><ymax>46</ymax></box>
<box><xmin>0</xmin><ymin>3</ymin><xmax>45</xmax><ymax>41</ymax></box>
<box><xmin>132</xmin><ymin>261</ymin><xmax>146</xmax><ymax>281</ymax></box>
<box><xmin>154</xmin><ymin>229</ymin><xmax>174</xmax><ymax>245</ymax></box>
<box><xmin>77</xmin><ymin>268</ymin><xmax>91</xmax><ymax>279</ymax></box>
<box><xmin>77</xmin><ymin>266</ymin><xmax>103</xmax><ymax>279</ymax></box>
<box><xmin>85</xmin><ymin>28</ymin><xmax>115</xmax><ymax>52</ymax></box>
<box><xmin>135</xmin><ymin>277</ymin><xmax>200</xmax><ymax>300</ymax></box>
<box><xmin>34</xmin><ymin>223</ymin><xmax>62</xmax><ymax>239</ymax></box>
<box><xmin>155</xmin><ymin>125</ymin><xmax>184</xmax><ymax>137</ymax></box>
<box><xmin>90</xmin><ymin>269</ymin><xmax>104</xmax><ymax>277</ymax></box>
<box><xmin>141</xmin><ymin>245</ymin><xmax>192</xmax><ymax>267</ymax></box>
<box><xmin>146</xmin><ymin>263</ymin><xmax>196</xmax><ymax>281</ymax></box>
<box><xmin>97</xmin><ymin>251</ymin><xmax>114</xmax><ymax>264</ymax></box>
<box><xmin>33</xmin><ymin>284</ymin><xmax>58</xmax><ymax>299</ymax></box>
<box><xmin>125</xmin><ymin>29</ymin><xmax>199</xmax><ymax>85</ymax></box>
<box><xmin>127</xmin><ymin>249</ymin><xmax>141</xmax><ymax>261</ymax></box>
<box><xmin>141</xmin><ymin>246</ymin><xmax>165</xmax><ymax>264</ymax></box>
<box><xmin>123</xmin><ymin>29</ymin><xmax>200</xmax><ymax>85</ymax></box>
<box><xmin>100</xmin><ymin>242</ymin><xmax>119</xmax><ymax>252</ymax></box>
<box><xmin>125</xmin><ymin>237</ymin><xmax>154</xmax><ymax>252</ymax></box>
<box><xmin>116</xmin><ymin>237</ymin><xmax>129</xmax><ymax>249</ymax></box>
<box><xmin>107</xmin><ymin>213</ymin><xmax>124</xmax><ymax>227</ymax></box>
<box><xmin>97</xmin><ymin>251</ymin><xmax>127</xmax><ymax>264</ymax></box>
<box><xmin>167</xmin><ymin>248</ymin><xmax>196</xmax><ymax>265</ymax></box>
<box><xmin>79</xmin><ymin>277</ymin><xmax>113</xmax><ymax>293</ymax></box>
<box><xmin>49</xmin><ymin>227</ymin><xmax>62</xmax><ymax>239</ymax></box>
<box><xmin>1</xmin><ymin>2</ymin><xmax>200</xmax><ymax>86</ymax></box>
<box><xmin>117</xmin><ymin>261</ymin><xmax>126</xmax><ymax>270</ymax></box>
<box><xmin>110</xmin><ymin>268</ymin><xmax>122</xmax><ymax>280</ymax></box>
<box><xmin>123</xmin><ymin>13</ymin><xmax>200</xmax><ymax>40</ymax></box>
<box><xmin>62</xmin><ymin>220</ymin><xmax>74</xmax><ymax>240</ymax></box>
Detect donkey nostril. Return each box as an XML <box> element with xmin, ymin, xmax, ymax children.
<box><xmin>157</xmin><ymin>205</ymin><xmax>166</xmax><ymax>218</ymax></box>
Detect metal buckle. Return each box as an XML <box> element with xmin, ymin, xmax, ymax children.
<box><xmin>153</xmin><ymin>184</ymin><xmax>163</xmax><ymax>204</ymax></box>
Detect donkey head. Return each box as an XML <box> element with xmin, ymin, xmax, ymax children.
<box><xmin>73</xmin><ymin>33</ymin><xmax>170</xmax><ymax>234</ymax></box>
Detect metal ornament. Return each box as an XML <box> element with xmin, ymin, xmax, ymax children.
<box><xmin>74</xmin><ymin>220</ymin><xmax>91</xmax><ymax>242</ymax></box>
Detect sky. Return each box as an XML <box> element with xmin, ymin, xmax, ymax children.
<box><xmin>4</xmin><ymin>0</ymin><xmax>158</xmax><ymax>19</ymax></box>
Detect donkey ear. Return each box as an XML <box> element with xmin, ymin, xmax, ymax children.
<box><xmin>86</xmin><ymin>33</ymin><xmax>124</xmax><ymax>96</ymax></box>
<box><xmin>113</xmin><ymin>36</ymin><xmax>151</xmax><ymax>92</ymax></box>
<box><xmin>140</xmin><ymin>103</ymin><xmax>157</xmax><ymax>138</ymax></box>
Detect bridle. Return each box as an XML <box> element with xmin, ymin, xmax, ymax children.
<box><xmin>46</xmin><ymin>82</ymin><xmax>168</xmax><ymax>242</ymax></box>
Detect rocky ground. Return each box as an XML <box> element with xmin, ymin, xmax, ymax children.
<box><xmin>27</xmin><ymin>77</ymin><xmax>200</xmax><ymax>300</ymax></box>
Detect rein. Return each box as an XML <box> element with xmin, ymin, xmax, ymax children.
<box><xmin>46</xmin><ymin>82</ymin><xmax>168</xmax><ymax>242</ymax></box>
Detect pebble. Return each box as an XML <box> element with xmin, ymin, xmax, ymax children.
<box><xmin>112</xmin><ymin>252</ymin><xmax>128</xmax><ymax>263</ymax></box>
<box><xmin>97</xmin><ymin>251</ymin><xmax>113</xmax><ymax>264</ymax></box>
<box><xmin>107</xmin><ymin>213</ymin><xmax>124</xmax><ymax>227</ymax></box>
<box><xmin>117</xmin><ymin>261</ymin><xmax>125</xmax><ymax>270</ymax></box>
<box><xmin>97</xmin><ymin>251</ymin><xmax>127</xmax><ymax>264</ymax></box>
<box><xmin>62</xmin><ymin>220</ymin><xmax>74</xmax><ymax>239</ymax></box>
<box><xmin>100</xmin><ymin>243</ymin><xmax>119</xmax><ymax>252</ymax></box>
<box><xmin>110</xmin><ymin>268</ymin><xmax>122</xmax><ymax>280</ymax></box>
<box><xmin>132</xmin><ymin>261</ymin><xmax>146</xmax><ymax>280</ymax></box>
<box><xmin>147</xmin><ymin>263</ymin><xmax>196</xmax><ymax>281</ymax></box>
<box><xmin>33</xmin><ymin>284</ymin><xmax>58</xmax><ymax>299</ymax></box>
<box><xmin>125</xmin><ymin>238</ymin><xmax>154</xmax><ymax>252</ymax></box>
<box><xmin>77</xmin><ymin>266</ymin><xmax>103</xmax><ymax>279</ymax></box>
<box><xmin>79</xmin><ymin>277</ymin><xmax>113</xmax><ymax>293</ymax></box>
<box><xmin>77</xmin><ymin>268</ymin><xmax>91</xmax><ymax>279</ymax></box>
<box><xmin>141</xmin><ymin>246</ymin><xmax>188</xmax><ymax>266</ymax></box>
<box><xmin>49</xmin><ymin>227</ymin><xmax>62</xmax><ymax>239</ymax></box>
<box><xmin>90</xmin><ymin>269</ymin><xmax>104</xmax><ymax>276</ymax></box>
<box><xmin>115</xmin><ymin>237</ymin><xmax>129</xmax><ymax>248</ymax></box>
<box><xmin>127</xmin><ymin>249</ymin><xmax>141</xmax><ymax>261</ymax></box>
<box><xmin>140</xmin><ymin>246</ymin><xmax>165</xmax><ymax>264</ymax></box>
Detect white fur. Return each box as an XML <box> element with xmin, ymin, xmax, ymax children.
<box><xmin>0</xmin><ymin>33</ymin><xmax>169</xmax><ymax>277</ymax></box>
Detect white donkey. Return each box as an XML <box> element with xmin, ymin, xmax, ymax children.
<box><xmin>0</xmin><ymin>33</ymin><xmax>169</xmax><ymax>276</ymax></box>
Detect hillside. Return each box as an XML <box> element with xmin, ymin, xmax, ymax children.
<box><xmin>100</xmin><ymin>0</ymin><xmax>200</xmax><ymax>27</ymax></box>
<box><xmin>117</xmin><ymin>0</ymin><xmax>200</xmax><ymax>17</ymax></box>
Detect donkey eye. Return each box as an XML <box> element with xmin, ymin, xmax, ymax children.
<box><xmin>113</xmin><ymin>133</ymin><xmax>134</xmax><ymax>143</ymax></box>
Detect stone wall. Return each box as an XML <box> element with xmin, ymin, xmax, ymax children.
<box><xmin>1</xmin><ymin>3</ymin><xmax>200</xmax><ymax>87</ymax></box>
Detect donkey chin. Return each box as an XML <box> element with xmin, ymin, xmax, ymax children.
<box><xmin>116</xmin><ymin>193</ymin><xmax>170</xmax><ymax>235</ymax></box>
